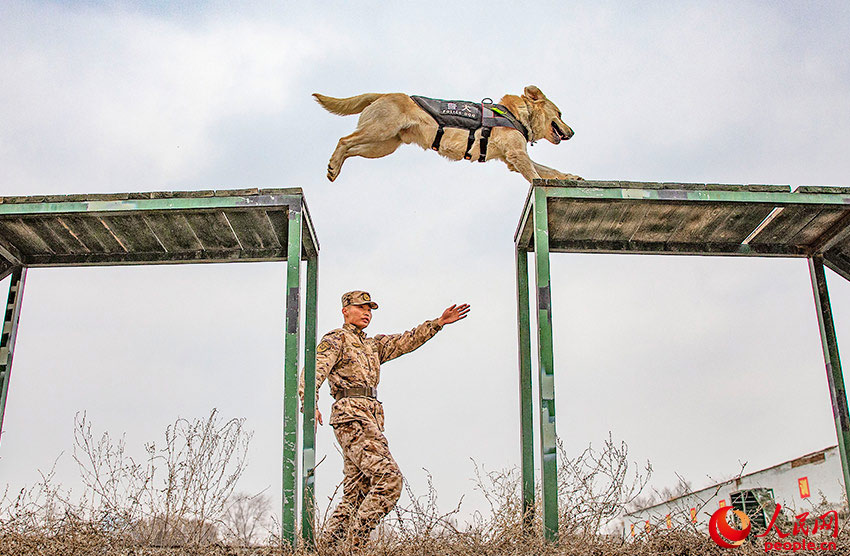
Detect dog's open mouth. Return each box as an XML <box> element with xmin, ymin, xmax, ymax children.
<box><xmin>551</xmin><ymin>122</ymin><xmax>571</xmax><ymax>144</ymax></box>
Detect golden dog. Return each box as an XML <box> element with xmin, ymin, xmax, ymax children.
<box><xmin>313</xmin><ymin>86</ymin><xmax>581</xmax><ymax>183</ymax></box>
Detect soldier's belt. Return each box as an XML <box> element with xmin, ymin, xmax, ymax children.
<box><xmin>334</xmin><ymin>387</ymin><xmax>378</xmax><ymax>401</ymax></box>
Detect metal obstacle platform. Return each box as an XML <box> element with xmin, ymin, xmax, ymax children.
<box><xmin>515</xmin><ymin>179</ymin><xmax>850</xmax><ymax>542</ymax></box>
<box><xmin>0</xmin><ymin>188</ymin><xmax>320</xmax><ymax>547</ymax></box>
<box><xmin>7</xmin><ymin>180</ymin><xmax>850</xmax><ymax>547</ymax></box>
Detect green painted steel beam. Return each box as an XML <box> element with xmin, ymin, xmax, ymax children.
<box><xmin>808</xmin><ymin>256</ymin><xmax>850</xmax><ymax>505</ymax></box>
<box><xmin>515</xmin><ymin>248</ymin><xmax>535</xmax><ymax>528</ymax></box>
<box><xmin>0</xmin><ymin>267</ymin><xmax>27</xmax><ymax>445</ymax></box>
<box><xmin>301</xmin><ymin>254</ymin><xmax>319</xmax><ymax>547</ymax></box>
<box><xmin>282</xmin><ymin>202</ymin><xmax>303</xmax><ymax>547</ymax></box>
<box><xmin>23</xmin><ymin>248</ymin><xmax>291</xmax><ymax>267</ymax></box>
<box><xmin>0</xmin><ymin>193</ymin><xmax>303</xmax><ymax>217</ymax></box>
<box><xmin>532</xmin><ymin>179</ymin><xmax>793</xmax><ymax>193</ymax></box>
<box><xmin>536</xmin><ymin>183</ymin><xmax>850</xmax><ymax>207</ymax></box>
<box><xmin>532</xmin><ymin>188</ymin><xmax>559</xmax><ymax>543</ymax></box>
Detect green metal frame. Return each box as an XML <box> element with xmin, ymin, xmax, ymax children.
<box><xmin>515</xmin><ymin>248</ymin><xmax>534</xmax><ymax>526</ymax></box>
<box><xmin>0</xmin><ymin>190</ymin><xmax>320</xmax><ymax>549</ymax></box>
<box><xmin>809</xmin><ymin>256</ymin><xmax>850</xmax><ymax>496</ymax></box>
<box><xmin>282</xmin><ymin>200</ymin><xmax>303</xmax><ymax>543</ymax></box>
<box><xmin>0</xmin><ymin>267</ymin><xmax>27</xmax><ymax>442</ymax></box>
<box><xmin>0</xmin><ymin>194</ymin><xmax>302</xmax><ymax>216</ymax></box>
<box><xmin>301</xmin><ymin>255</ymin><xmax>319</xmax><ymax>545</ymax></box>
<box><xmin>516</xmin><ymin>182</ymin><xmax>850</xmax><ymax>543</ymax></box>
<box><xmin>281</xmin><ymin>200</ymin><xmax>320</xmax><ymax>549</ymax></box>
<box><xmin>532</xmin><ymin>188</ymin><xmax>559</xmax><ymax>541</ymax></box>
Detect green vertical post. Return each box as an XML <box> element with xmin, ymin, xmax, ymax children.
<box><xmin>809</xmin><ymin>255</ymin><xmax>850</xmax><ymax>503</ymax></box>
<box><xmin>301</xmin><ymin>254</ymin><xmax>318</xmax><ymax>547</ymax></box>
<box><xmin>282</xmin><ymin>201</ymin><xmax>303</xmax><ymax>547</ymax></box>
<box><xmin>532</xmin><ymin>187</ymin><xmax>559</xmax><ymax>542</ymax></box>
<box><xmin>0</xmin><ymin>267</ymin><xmax>27</xmax><ymax>446</ymax></box>
<box><xmin>516</xmin><ymin>247</ymin><xmax>535</xmax><ymax>527</ymax></box>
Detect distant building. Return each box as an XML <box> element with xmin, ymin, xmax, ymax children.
<box><xmin>621</xmin><ymin>446</ymin><xmax>845</xmax><ymax>537</ymax></box>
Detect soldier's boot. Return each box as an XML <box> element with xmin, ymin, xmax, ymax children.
<box><xmin>345</xmin><ymin>471</ymin><xmax>402</xmax><ymax>548</ymax></box>
<box><xmin>320</xmin><ymin>471</ymin><xmax>369</xmax><ymax>551</ymax></box>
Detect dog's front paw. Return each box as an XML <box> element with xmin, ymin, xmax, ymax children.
<box><xmin>550</xmin><ymin>171</ymin><xmax>583</xmax><ymax>181</ymax></box>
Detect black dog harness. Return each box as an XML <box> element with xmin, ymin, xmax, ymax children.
<box><xmin>410</xmin><ymin>96</ymin><xmax>530</xmax><ymax>162</ymax></box>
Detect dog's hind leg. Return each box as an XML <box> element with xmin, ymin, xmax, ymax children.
<box><xmin>327</xmin><ymin>130</ymin><xmax>366</xmax><ymax>182</ymax></box>
<box><xmin>326</xmin><ymin>95</ymin><xmax>411</xmax><ymax>181</ymax></box>
<box><xmin>327</xmin><ymin>135</ymin><xmax>352</xmax><ymax>182</ymax></box>
<box><xmin>347</xmin><ymin>138</ymin><xmax>402</xmax><ymax>159</ymax></box>
<box><xmin>327</xmin><ymin>130</ymin><xmax>402</xmax><ymax>181</ymax></box>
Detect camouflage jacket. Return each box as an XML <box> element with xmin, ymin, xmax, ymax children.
<box><xmin>299</xmin><ymin>320</ymin><xmax>443</xmax><ymax>429</ymax></box>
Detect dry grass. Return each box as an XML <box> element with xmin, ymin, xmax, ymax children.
<box><xmin>2</xmin><ymin>413</ymin><xmax>847</xmax><ymax>555</ymax></box>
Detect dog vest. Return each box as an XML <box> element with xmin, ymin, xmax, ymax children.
<box><xmin>410</xmin><ymin>96</ymin><xmax>529</xmax><ymax>162</ymax></box>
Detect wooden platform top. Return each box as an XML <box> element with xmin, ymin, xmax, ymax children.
<box><xmin>0</xmin><ymin>188</ymin><xmax>318</xmax><ymax>280</ymax></box>
<box><xmin>515</xmin><ymin>180</ymin><xmax>850</xmax><ymax>280</ymax></box>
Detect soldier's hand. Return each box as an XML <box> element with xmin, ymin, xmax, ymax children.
<box><xmin>316</xmin><ymin>408</ymin><xmax>323</xmax><ymax>426</ymax></box>
<box><xmin>437</xmin><ymin>303</ymin><xmax>471</xmax><ymax>326</ymax></box>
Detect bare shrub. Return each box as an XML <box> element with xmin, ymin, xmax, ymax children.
<box><xmin>4</xmin><ymin>426</ymin><xmax>849</xmax><ymax>556</ymax></box>
<box><xmin>375</xmin><ymin>469</ymin><xmax>463</xmax><ymax>554</ymax></box>
<box><xmin>314</xmin><ymin>433</ymin><xmax>654</xmax><ymax>556</ymax></box>
<box><xmin>73</xmin><ymin>408</ymin><xmax>251</xmax><ymax>545</ymax></box>
<box><xmin>629</xmin><ymin>474</ymin><xmax>693</xmax><ymax>513</ymax></box>
<box><xmin>221</xmin><ymin>491</ymin><xmax>273</xmax><ymax>546</ymax></box>
<box><xmin>0</xmin><ymin>408</ymin><xmax>252</xmax><ymax>553</ymax></box>
<box><xmin>556</xmin><ymin>433</ymin><xmax>652</xmax><ymax>535</ymax></box>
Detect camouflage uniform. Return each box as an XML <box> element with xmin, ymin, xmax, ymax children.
<box><xmin>299</xmin><ymin>291</ymin><xmax>443</xmax><ymax>545</ymax></box>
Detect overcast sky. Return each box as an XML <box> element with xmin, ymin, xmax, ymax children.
<box><xmin>2</xmin><ymin>0</ymin><xmax>850</xmax><ymax>528</ymax></box>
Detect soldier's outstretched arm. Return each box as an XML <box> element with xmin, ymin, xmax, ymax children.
<box><xmin>375</xmin><ymin>303</ymin><xmax>471</xmax><ymax>363</ymax></box>
<box><xmin>298</xmin><ymin>330</ymin><xmax>343</xmax><ymax>425</ymax></box>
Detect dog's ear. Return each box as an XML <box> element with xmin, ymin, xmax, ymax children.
<box><xmin>523</xmin><ymin>85</ymin><xmax>546</xmax><ymax>102</ymax></box>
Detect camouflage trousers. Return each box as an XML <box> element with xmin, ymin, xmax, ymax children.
<box><xmin>321</xmin><ymin>418</ymin><xmax>403</xmax><ymax>546</ymax></box>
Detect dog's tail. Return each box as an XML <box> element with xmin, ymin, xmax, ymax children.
<box><xmin>312</xmin><ymin>93</ymin><xmax>383</xmax><ymax>116</ymax></box>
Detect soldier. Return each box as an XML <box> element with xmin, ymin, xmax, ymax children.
<box><xmin>299</xmin><ymin>290</ymin><xmax>470</xmax><ymax>548</ymax></box>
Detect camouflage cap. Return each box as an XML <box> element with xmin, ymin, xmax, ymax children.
<box><xmin>341</xmin><ymin>290</ymin><xmax>379</xmax><ymax>309</ymax></box>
